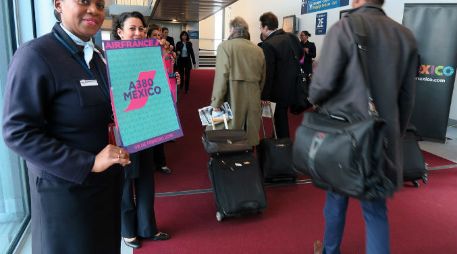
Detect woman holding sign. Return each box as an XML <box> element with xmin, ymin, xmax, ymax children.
<box><xmin>2</xmin><ymin>1</ymin><xmax>130</xmax><ymax>253</ymax></box>
<box><xmin>112</xmin><ymin>11</ymin><xmax>171</xmax><ymax>249</ymax></box>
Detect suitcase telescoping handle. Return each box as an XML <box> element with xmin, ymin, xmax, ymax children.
<box><xmin>260</xmin><ymin>103</ymin><xmax>278</xmax><ymax>140</ymax></box>
<box><xmin>211</xmin><ymin>110</ymin><xmax>229</xmax><ymax>130</ymax></box>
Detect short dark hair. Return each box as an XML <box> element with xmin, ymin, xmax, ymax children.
<box><xmin>366</xmin><ymin>0</ymin><xmax>384</xmax><ymax>5</ymax></box>
<box><xmin>259</xmin><ymin>12</ymin><xmax>278</xmax><ymax>30</ymax></box>
<box><xmin>147</xmin><ymin>24</ymin><xmax>161</xmax><ymax>38</ymax></box>
<box><xmin>162</xmin><ymin>27</ymin><xmax>169</xmax><ymax>32</ymax></box>
<box><xmin>179</xmin><ymin>31</ymin><xmax>190</xmax><ymax>41</ymax></box>
<box><xmin>302</xmin><ymin>30</ymin><xmax>311</xmax><ymax>37</ymax></box>
<box><xmin>112</xmin><ymin>11</ymin><xmax>146</xmax><ymax>40</ymax></box>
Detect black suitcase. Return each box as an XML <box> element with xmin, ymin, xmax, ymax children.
<box><xmin>208</xmin><ymin>152</ymin><xmax>267</xmax><ymax>221</ymax></box>
<box><xmin>257</xmin><ymin>105</ymin><xmax>297</xmax><ymax>183</ymax></box>
<box><xmin>403</xmin><ymin>128</ymin><xmax>428</xmax><ymax>187</ymax></box>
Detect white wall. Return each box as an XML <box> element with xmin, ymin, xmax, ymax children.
<box><xmin>199</xmin><ymin>15</ymin><xmax>217</xmax><ymax>50</ymax></box>
<box><xmin>220</xmin><ymin>0</ymin><xmax>457</xmax><ymax>120</ymax></box>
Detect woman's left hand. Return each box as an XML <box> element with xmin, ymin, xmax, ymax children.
<box><xmin>92</xmin><ymin>145</ymin><xmax>131</xmax><ymax>172</ymax></box>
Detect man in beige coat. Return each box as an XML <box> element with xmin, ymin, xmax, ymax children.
<box><xmin>210</xmin><ymin>17</ymin><xmax>266</xmax><ymax>146</ymax></box>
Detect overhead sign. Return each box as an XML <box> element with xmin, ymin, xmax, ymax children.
<box><xmin>188</xmin><ymin>30</ymin><xmax>199</xmax><ymax>39</ymax></box>
<box><xmin>315</xmin><ymin>12</ymin><xmax>328</xmax><ymax>35</ymax></box>
<box><xmin>104</xmin><ymin>39</ymin><xmax>183</xmax><ymax>153</ymax></box>
<box><xmin>301</xmin><ymin>0</ymin><xmax>349</xmax><ymax>14</ymax></box>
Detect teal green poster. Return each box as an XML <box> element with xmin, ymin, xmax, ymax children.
<box><xmin>104</xmin><ymin>39</ymin><xmax>183</xmax><ymax>153</ymax></box>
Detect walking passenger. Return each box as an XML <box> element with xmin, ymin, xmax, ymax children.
<box><xmin>309</xmin><ymin>0</ymin><xmax>418</xmax><ymax>253</ymax></box>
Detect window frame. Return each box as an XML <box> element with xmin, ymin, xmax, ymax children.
<box><xmin>1</xmin><ymin>0</ymin><xmax>32</xmax><ymax>253</ymax></box>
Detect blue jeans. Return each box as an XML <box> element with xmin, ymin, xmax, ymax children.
<box><xmin>323</xmin><ymin>192</ymin><xmax>390</xmax><ymax>254</ymax></box>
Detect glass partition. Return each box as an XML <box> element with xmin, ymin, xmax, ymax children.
<box><xmin>0</xmin><ymin>0</ymin><xmax>31</xmax><ymax>253</ymax></box>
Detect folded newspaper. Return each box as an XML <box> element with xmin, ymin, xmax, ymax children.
<box><xmin>198</xmin><ymin>102</ymin><xmax>233</xmax><ymax>126</ymax></box>
<box><xmin>262</xmin><ymin>102</ymin><xmax>276</xmax><ymax>118</ymax></box>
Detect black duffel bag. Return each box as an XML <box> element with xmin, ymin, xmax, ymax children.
<box><xmin>292</xmin><ymin>112</ymin><xmax>394</xmax><ymax>199</ymax></box>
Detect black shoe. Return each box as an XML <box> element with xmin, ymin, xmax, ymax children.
<box><xmin>149</xmin><ymin>232</ymin><xmax>171</xmax><ymax>241</ymax></box>
<box><xmin>159</xmin><ymin>166</ymin><xmax>172</xmax><ymax>174</ymax></box>
<box><xmin>123</xmin><ymin>237</ymin><xmax>141</xmax><ymax>249</ymax></box>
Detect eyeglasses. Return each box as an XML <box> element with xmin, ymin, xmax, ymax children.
<box><xmin>75</xmin><ymin>0</ymin><xmax>105</xmax><ymax>10</ymax></box>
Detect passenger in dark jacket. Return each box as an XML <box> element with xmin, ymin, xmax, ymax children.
<box><xmin>176</xmin><ymin>31</ymin><xmax>196</xmax><ymax>94</ymax></box>
<box><xmin>162</xmin><ymin>27</ymin><xmax>175</xmax><ymax>49</ymax></box>
<box><xmin>299</xmin><ymin>30</ymin><xmax>316</xmax><ymax>82</ymax></box>
<box><xmin>259</xmin><ymin>12</ymin><xmax>303</xmax><ymax>138</ymax></box>
<box><xmin>2</xmin><ymin>1</ymin><xmax>131</xmax><ymax>253</ymax></box>
<box><xmin>309</xmin><ymin>0</ymin><xmax>418</xmax><ymax>253</ymax></box>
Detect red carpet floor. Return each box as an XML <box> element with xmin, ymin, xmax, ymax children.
<box><xmin>422</xmin><ymin>150</ymin><xmax>456</xmax><ymax>167</ymax></box>
<box><xmin>142</xmin><ymin>69</ymin><xmax>457</xmax><ymax>253</ymax></box>
<box><xmin>155</xmin><ymin>70</ymin><xmax>215</xmax><ymax>193</ymax></box>
<box><xmin>139</xmin><ymin>169</ymin><xmax>457</xmax><ymax>254</ymax></box>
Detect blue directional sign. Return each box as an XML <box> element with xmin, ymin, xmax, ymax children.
<box><xmin>302</xmin><ymin>0</ymin><xmax>349</xmax><ymax>14</ymax></box>
<box><xmin>315</xmin><ymin>13</ymin><xmax>328</xmax><ymax>35</ymax></box>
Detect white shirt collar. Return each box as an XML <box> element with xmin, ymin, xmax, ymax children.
<box><xmin>59</xmin><ymin>23</ymin><xmax>105</xmax><ymax>68</ymax></box>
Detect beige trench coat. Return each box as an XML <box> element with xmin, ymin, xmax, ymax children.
<box><xmin>210</xmin><ymin>38</ymin><xmax>266</xmax><ymax>146</ymax></box>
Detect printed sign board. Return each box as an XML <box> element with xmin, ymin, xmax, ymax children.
<box><xmin>315</xmin><ymin>12</ymin><xmax>328</xmax><ymax>35</ymax></box>
<box><xmin>104</xmin><ymin>39</ymin><xmax>183</xmax><ymax>153</ymax></box>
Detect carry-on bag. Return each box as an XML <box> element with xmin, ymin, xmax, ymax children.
<box><xmin>402</xmin><ymin>127</ymin><xmax>428</xmax><ymax>187</ymax></box>
<box><xmin>208</xmin><ymin>152</ymin><xmax>267</xmax><ymax>221</ymax></box>
<box><xmin>257</xmin><ymin>104</ymin><xmax>296</xmax><ymax>182</ymax></box>
<box><xmin>202</xmin><ymin>114</ymin><xmax>252</xmax><ymax>155</ymax></box>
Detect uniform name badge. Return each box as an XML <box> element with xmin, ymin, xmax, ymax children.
<box><xmin>80</xmin><ymin>80</ymin><xmax>99</xmax><ymax>87</ymax></box>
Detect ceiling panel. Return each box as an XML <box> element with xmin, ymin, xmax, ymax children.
<box><xmin>150</xmin><ymin>0</ymin><xmax>238</xmax><ymax>22</ymax></box>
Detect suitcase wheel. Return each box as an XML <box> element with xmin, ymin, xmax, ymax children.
<box><xmin>216</xmin><ymin>211</ymin><xmax>224</xmax><ymax>222</ymax></box>
<box><xmin>412</xmin><ymin>180</ymin><xmax>420</xmax><ymax>188</ymax></box>
<box><xmin>422</xmin><ymin>174</ymin><xmax>428</xmax><ymax>184</ymax></box>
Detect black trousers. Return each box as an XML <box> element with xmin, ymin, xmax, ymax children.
<box><xmin>153</xmin><ymin>143</ymin><xmax>166</xmax><ymax>168</ymax></box>
<box><xmin>178</xmin><ymin>57</ymin><xmax>192</xmax><ymax>93</ymax></box>
<box><xmin>29</xmin><ymin>169</ymin><xmax>122</xmax><ymax>254</ymax></box>
<box><xmin>273</xmin><ymin>102</ymin><xmax>290</xmax><ymax>138</ymax></box>
<box><xmin>121</xmin><ymin>149</ymin><xmax>158</xmax><ymax>238</ymax></box>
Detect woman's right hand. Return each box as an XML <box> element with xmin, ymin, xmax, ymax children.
<box><xmin>92</xmin><ymin>145</ymin><xmax>131</xmax><ymax>173</ymax></box>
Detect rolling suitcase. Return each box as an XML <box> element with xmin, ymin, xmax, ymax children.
<box><xmin>403</xmin><ymin>127</ymin><xmax>428</xmax><ymax>187</ymax></box>
<box><xmin>257</xmin><ymin>105</ymin><xmax>296</xmax><ymax>183</ymax></box>
<box><xmin>208</xmin><ymin>152</ymin><xmax>267</xmax><ymax>221</ymax></box>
